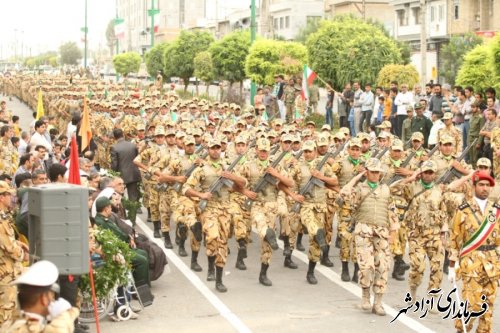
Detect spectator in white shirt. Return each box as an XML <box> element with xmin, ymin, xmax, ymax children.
<box><xmin>428</xmin><ymin>112</ymin><xmax>445</xmax><ymax>148</ymax></box>
<box><xmin>29</xmin><ymin>120</ymin><xmax>52</xmax><ymax>153</ymax></box>
<box><xmin>394</xmin><ymin>84</ymin><xmax>414</xmax><ymax>137</ymax></box>
<box><xmin>18</xmin><ymin>131</ymin><xmax>30</xmax><ymax>156</ymax></box>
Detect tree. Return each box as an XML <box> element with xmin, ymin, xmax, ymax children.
<box><xmin>377</xmin><ymin>64</ymin><xmax>420</xmax><ymax>89</ymax></box>
<box><xmin>295</xmin><ymin>18</ymin><xmax>322</xmax><ymax>44</ymax></box>
<box><xmin>59</xmin><ymin>42</ymin><xmax>82</xmax><ymax>65</ymax></box>
<box><xmin>456</xmin><ymin>44</ymin><xmax>497</xmax><ymax>93</ymax></box>
<box><xmin>210</xmin><ymin>30</ymin><xmax>251</xmax><ymax>86</ymax></box>
<box><xmin>491</xmin><ymin>35</ymin><xmax>500</xmax><ymax>85</ymax></box>
<box><xmin>145</xmin><ymin>42</ymin><xmax>169</xmax><ymax>79</ymax></box>
<box><xmin>440</xmin><ymin>33</ymin><xmax>483</xmax><ymax>85</ymax></box>
<box><xmin>163</xmin><ymin>30</ymin><xmax>214</xmax><ymax>91</ymax></box>
<box><xmin>112</xmin><ymin>52</ymin><xmax>142</xmax><ymax>77</ymax></box>
<box><xmin>306</xmin><ymin>16</ymin><xmax>402</xmax><ymax>89</ymax></box>
<box><xmin>245</xmin><ymin>39</ymin><xmax>308</xmax><ymax>86</ymax></box>
<box><xmin>106</xmin><ymin>19</ymin><xmax>117</xmax><ymax>57</ymax></box>
<box><xmin>194</xmin><ymin>51</ymin><xmax>215</xmax><ymax>95</ymax></box>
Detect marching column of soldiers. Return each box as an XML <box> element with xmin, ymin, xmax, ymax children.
<box><xmin>0</xmin><ymin>73</ymin><xmax>498</xmax><ymax>332</ymax></box>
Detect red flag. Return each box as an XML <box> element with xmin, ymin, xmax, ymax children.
<box><xmin>68</xmin><ymin>136</ymin><xmax>81</xmax><ymax>185</ymax></box>
<box><xmin>79</xmin><ymin>96</ymin><xmax>92</xmax><ymax>152</ymax></box>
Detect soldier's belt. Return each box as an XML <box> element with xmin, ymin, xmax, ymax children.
<box><xmin>477</xmin><ymin>245</ymin><xmax>497</xmax><ymax>251</ymax></box>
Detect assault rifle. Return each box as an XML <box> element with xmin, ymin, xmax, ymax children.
<box><xmin>243</xmin><ymin>150</ymin><xmax>289</xmax><ymax>210</ymax></box>
<box><xmin>172</xmin><ymin>150</ymin><xmax>209</xmax><ymax>193</ymax></box>
<box><xmin>291</xmin><ymin>140</ymin><xmax>348</xmax><ymax>213</ymax></box>
<box><xmin>384</xmin><ymin>150</ymin><xmax>417</xmax><ymax>185</ymax></box>
<box><xmin>199</xmin><ymin>153</ymin><xmax>246</xmax><ymax>212</ymax></box>
<box><xmin>436</xmin><ymin>138</ymin><xmax>477</xmax><ymax>185</ymax></box>
<box><xmin>418</xmin><ymin>144</ymin><xmax>439</xmax><ymax>167</ymax></box>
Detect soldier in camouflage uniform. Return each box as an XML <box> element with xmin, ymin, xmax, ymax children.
<box><xmin>183</xmin><ymin>139</ymin><xmax>247</xmax><ymax>293</ymax></box>
<box><xmin>0</xmin><ymin>181</ymin><xmax>28</xmax><ymax>324</ymax></box>
<box><xmin>285</xmin><ymin>140</ymin><xmax>338</xmax><ymax>285</ymax></box>
<box><xmin>332</xmin><ymin>138</ymin><xmax>365</xmax><ymax>282</ymax></box>
<box><xmin>238</xmin><ymin>138</ymin><xmax>294</xmax><ymax>286</ymax></box>
<box><xmin>449</xmin><ymin>171</ymin><xmax>499</xmax><ymax>333</ymax></box>
<box><xmin>491</xmin><ymin>123</ymin><xmax>500</xmax><ymax>178</ymax></box>
<box><xmin>437</xmin><ymin>112</ymin><xmax>462</xmax><ymax>156</ymax></box>
<box><xmin>392</xmin><ymin>160</ymin><xmax>448</xmax><ymax>301</ymax></box>
<box><xmin>0</xmin><ymin>126</ymin><xmax>18</xmax><ymax>177</ymax></box>
<box><xmin>340</xmin><ymin>159</ymin><xmax>399</xmax><ymax>316</ymax></box>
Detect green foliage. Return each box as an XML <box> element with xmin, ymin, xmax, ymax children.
<box><xmin>59</xmin><ymin>42</ymin><xmax>82</xmax><ymax>65</ymax></box>
<box><xmin>377</xmin><ymin>64</ymin><xmax>420</xmax><ymax>89</ymax></box>
<box><xmin>304</xmin><ymin>113</ymin><xmax>327</xmax><ymax>130</ymax></box>
<box><xmin>440</xmin><ymin>33</ymin><xmax>483</xmax><ymax>85</ymax></box>
<box><xmin>245</xmin><ymin>40</ymin><xmax>308</xmax><ymax>85</ymax></box>
<box><xmin>491</xmin><ymin>35</ymin><xmax>500</xmax><ymax>83</ymax></box>
<box><xmin>79</xmin><ymin>228</ymin><xmax>133</xmax><ymax>299</ymax></box>
<box><xmin>163</xmin><ymin>30</ymin><xmax>214</xmax><ymax>90</ymax></box>
<box><xmin>113</xmin><ymin>52</ymin><xmax>142</xmax><ymax>77</ymax></box>
<box><xmin>210</xmin><ymin>31</ymin><xmax>250</xmax><ymax>84</ymax></box>
<box><xmin>456</xmin><ymin>44</ymin><xmax>497</xmax><ymax>93</ymax></box>
<box><xmin>106</xmin><ymin>19</ymin><xmax>117</xmax><ymax>56</ymax></box>
<box><xmin>24</xmin><ymin>51</ymin><xmax>58</xmax><ymax>69</ymax></box>
<box><xmin>306</xmin><ymin>16</ymin><xmax>402</xmax><ymax>90</ymax></box>
<box><xmin>194</xmin><ymin>51</ymin><xmax>215</xmax><ymax>84</ymax></box>
<box><xmin>145</xmin><ymin>43</ymin><xmax>169</xmax><ymax>78</ymax></box>
<box><xmin>295</xmin><ymin>18</ymin><xmax>322</xmax><ymax>44</ymax></box>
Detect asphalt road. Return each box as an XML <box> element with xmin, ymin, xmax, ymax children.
<box><xmin>4</xmin><ymin>94</ymin><xmax>499</xmax><ymax>333</ymax></box>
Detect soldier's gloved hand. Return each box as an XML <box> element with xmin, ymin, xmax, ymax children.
<box><xmin>447</xmin><ymin>266</ymin><xmax>456</xmax><ymax>283</ymax></box>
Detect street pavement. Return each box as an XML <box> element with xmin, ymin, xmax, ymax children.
<box><xmin>5</xmin><ymin>95</ymin><xmax>499</xmax><ymax>333</ymax></box>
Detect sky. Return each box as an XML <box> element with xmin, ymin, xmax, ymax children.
<box><xmin>0</xmin><ymin>0</ymin><xmax>115</xmax><ymax>59</ymax></box>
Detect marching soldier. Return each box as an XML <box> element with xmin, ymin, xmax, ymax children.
<box><xmin>0</xmin><ymin>181</ymin><xmax>28</xmax><ymax>324</ymax></box>
<box><xmin>284</xmin><ymin>140</ymin><xmax>338</xmax><ymax>284</ymax></box>
<box><xmin>340</xmin><ymin>159</ymin><xmax>399</xmax><ymax>316</ymax></box>
<box><xmin>437</xmin><ymin>112</ymin><xmax>462</xmax><ymax>156</ymax></box>
<box><xmin>448</xmin><ymin>171</ymin><xmax>499</xmax><ymax>333</ymax></box>
<box><xmin>183</xmin><ymin>139</ymin><xmax>247</xmax><ymax>292</ymax></box>
<box><xmin>0</xmin><ymin>125</ymin><xmax>18</xmax><ymax>177</ymax></box>
<box><xmin>239</xmin><ymin>137</ymin><xmax>294</xmax><ymax>286</ymax></box>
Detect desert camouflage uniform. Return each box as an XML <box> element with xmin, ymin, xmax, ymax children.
<box><xmin>437</xmin><ymin>126</ymin><xmax>462</xmax><ymax>156</ymax></box>
<box><xmin>0</xmin><ymin>307</ymin><xmax>80</xmax><ymax>333</ymax></box>
<box><xmin>0</xmin><ymin>211</ymin><xmax>25</xmax><ymax>324</ymax></box>
<box><xmin>491</xmin><ymin>127</ymin><xmax>500</xmax><ymax>177</ymax></box>
<box><xmin>450</xmin><ymin>199</ymin><xmax>500</xmax><ymax>333</ymax></box>
<box><xmin>0</xmin><ymin>139</ymin><xmax>18</xmax><ymax>177</ymax></box>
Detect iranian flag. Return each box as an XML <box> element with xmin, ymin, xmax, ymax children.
<box><xmin>114</xmin><ymin>18</ymin><xmax>125</xmax><ymax>39</ymax></box>
<box><xmin>302</xmin><ymin>64</ymin><xmax>317</xmax><ymax>101</ymax></box>
<box><xmin>154</xmin><ymin>13</ymin><xmax>160</xmax><ymax>33</ymax></box>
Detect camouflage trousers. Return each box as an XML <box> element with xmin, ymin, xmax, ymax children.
<box><xmin>300</xmin><ymin>202</ymin><xmax>327</xmax><ymax>262</ymax></box>
<box><xmin>408</xmin><ymin>228</ymin><xmax>444</xmax><ymax>290</ymax></box>
<box><xmin>141</xmin><ymin>179</ymin><xmax>152</xmax><ymax>209</ymax></box>
<box><xmin>148</xmin><ymin>186</ymin><xmax>161</xmax><ymax>222</ymax></box>
<box><xmin>456</xmin><ymin>268</ymin><xmax>497</xmax><ymax>333</ymax></box>
<box><xmin>229</xmin><ymin>194</ymin><xmax>250</xmax><ymax>243</ymax></box>
<box><xmin>390</xmin><ymin>224</ymin><xmax>408</xmax><ymax>257</ymax></box>
<box><xmin>159</xmin><ymin>189</ymin><xmax>174</xmax><ymax>233</ymax></box>
<box><xmin>354</xmin><ymin>223</ymin><xmax>391</xmax><ymax>294</ymax></box>
<box><xmin>282</xmin><ymin>197</ymin><xmax>299</xmax><ymax>250</ymax></box>
<box><xmin>0</xmin><ymin>285</ymin><xmax>17</xmax><ymax>324</ymax></box>
<box><xmin>172</xmin><ymin>195</ymin><xmax>201</xmax><ymax>252</ymax></box>
<box><xmin>251</xmin><ymin>201</ymin><xmax>278</xmax><ymax>265</ymax></box>
<box><xmin>325</xmin><ymin>202</ymin><xmax>335</xmax><ymax>246</ymax></box>
<box><xmin>338</xmin><ymin>202</ymin><xmax>357</xmax><ymax>263</ymax></box>
<box><xmin>200</xmin><ymin>203</ymin><xmax>232</xmax><ymax>268</ymax></box>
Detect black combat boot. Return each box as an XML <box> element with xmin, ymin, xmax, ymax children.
<box><xmin>296</xmin><ymin>233</ymin><xmax>305</xmax><ymax>251</ymax></box>
<box><xmin>282</xmin><ymin>236</ymin><xmax>292</xmax><ymax>257</ymax></box>
<box><xmin>235</xmin><ymin>247</ymin><xmax>247</xmax><ymax>270</ymax></box>
<box><xmin>352</xmin><ymin>263</ymin><xmax>359</xmax><ymax>283</ymax></box>
<box><xmin>443</xmin><ymin>251</ymin><xmax>449</xmax><ymax>275</ymax></box>
<box><xmin>190</xmin><ymin>221</ymin><xmax>203</xmax><ymax>242</ymax></box>
<box><xmin>147</xmin><ymin>208</ymin><xmax>152</xmax><ymax>222</ymax></box>
<box><xmin>392</xmin><ymin>255</ymin><xmax>405</xmax><ymax>281</ymax></box>
<box><xmin>178</xmin><ymin>224</ymin><xmax>188</xmax><ymax>256</ymax></box>
<box><xmin>153</xmin><ymin>221</ymin><xmax>161</xmax><ymax>238</ymax></box>
<box><xmin>264</xmin><ymin>228</ymin><xmax>279</xmax><ymax>250</ymax></box>
<box><xmin>320</xmin><ymin>246</ymin><xmax>334</xmax><ymax>267</ymax></box>
<box><xmin>207</xmin><ymin>256</ymin><xmax>216</xmax><ymax>281</ymax></box>
<box><xmin>335</xmin><ymin>234</ymin><xmax>341</xmax><ymax>249</ymax></box>
<box><xmin>237</xmin><ymin>239</ymin><xmax>247</xmax><ymax>259</ymax></box>
<box><xmin>401</xmin><ymin>257</ymin><xmax>410</xmax><ymax>271</ymax></box>
<box><xmin>178</xmin><ymin>238</ymin><xmax>187</xmax><ymax>257</ymax></box>
<box><xmin>175</xmin><ymin>224</ymin><xmax>180</xmax><ymax>246</ymax></box>
<box><xmin>284</xmin><ymin>251</ymin><xmax>298</xmax><ymax>269</ymax></box>
<box><xmin>259</xmin><ymin>263</ymin><xmax>272</xmax><ymax>286</ymax></box>
<box><xmin>314</xmin><ymin>229</ymin><xmax>329</xmax><ymax>254</ymax></box>
<box><xmin>215</xmin><ymin>266</ymin><xmax>227</xmax><ymax>292</ymax></box>
<box><xmin>341</xmin><ymin>261</ymin><xmax>350</xmax><ymax>282</ymax></box>
<box><xmin>306</xmin><ymin>261</ymin><xmax>318</xmax><ymax>285</ymax></box>
<box><xmin>190</xmin><ymin>251</ymin><xmax>202</xmax><ymax>272</ymax></box>
<box><xmin>163</xmin><ymin>232</ymin><xmax>173</xmax><ymax>249</ymax></box>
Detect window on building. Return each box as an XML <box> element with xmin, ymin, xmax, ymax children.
<box><xmin>397</xmin><ymin>10</ymin><xmax>406</xmax><ymax>26</ymax></box>
<box><xmin>179</xmin><ymin>0</ymin><xmax>185</xmax><ymax>25</ymax></box>
<box><xmin>274</xmin><ymin>18</ymin><xmax>278</xmax><ymax>30</ymax></box>
<box><xmin>280</xmin><ymin>17</ymin><xmax>284</xmax><ymax>29</ymax></box>
<box><xmin>430</xmin><ymin>6</ymin><xmax>435</xmax><ymax>22</ymax></box>
<box><xmin>439</xmin><ymin>5</ymin><xmax>444</xmax><ymax>21</ymax></box>
<box><xmin>285</xmin><ymin>16</ymin><xmax>290</xmax><ymax>29</ymax></box>
<box><xmin>454</xmin><ymin>5</ymin><xmax>459</xmax><ymax>19</ymax></box>
<box><xmin>412</xmin><ymin>7</ymin><xmax>421</xmax><ymax>24</ymax></box>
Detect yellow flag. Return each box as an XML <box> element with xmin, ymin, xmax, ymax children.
<box><xmin>78</xmin><ymin>96</ymin><xmax>93</xmax><ymax>152</ymax></box>
<box><xmin>36</xmin><ymin>89</ymin><xmax>44</xmax><ymax>120</ymax></box>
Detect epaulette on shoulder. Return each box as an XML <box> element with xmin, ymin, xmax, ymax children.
<box><xmin>458</xmin><ymin>202</ymin><xmax>470</xmax><ymax>210</ymax></box>
<box><xmin>494</xmin><ymin>202</ymin><xmax>500</xmax><ymax>209</ymax></box>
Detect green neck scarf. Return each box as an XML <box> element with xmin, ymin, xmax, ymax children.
<box><xmin>443</xmin><ymin>155</ymin><xmax>453</xmax><ymax>161</ymax></box>
<box><xmin>258</xmin><ymin>159</ymin><xmax>269</xmax><ymax>168</ymax></box>
<box><xmin>367</xmin><ymin>181</ymin><xmax>378</xmax><ymax>189</ymax></box>
<box><xmin>420</xmin><ymin>179</ymin><xmax>434</xmax><ymax>190</ymax></box>
<box><xmin>391</xmin><ymin>158</ymin><xmax>402</xmax><ymax>168</ymax></box>
<box><xmin>348</xmin><ymin>156</ymin><xmax>360</xmax><ymax>166</ymax></box>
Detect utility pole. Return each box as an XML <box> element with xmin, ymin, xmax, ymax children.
<box><xmin>362</xmin><ymin>0</ymin><xmax>366</xmax><ymax>20</ymax></box>
<box><xmin>250</xmin><ymin>0</ymin><xmax>256</xmax><ymax>106</ymax></box>
<box><xmin>84</xmin><ymin>0</ymin><xmax>88</xmax><ymax>68</ymax></box>
<box><xmin>420</xmin><ymin>0</ymin><xmax>427</xmax><ymax>86</ymax></box>
<box><xmin>148</xmin><ymin>0</ymin><xmax>159</xmax><ymax>49</ymax></box>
